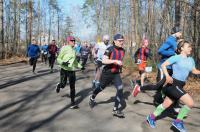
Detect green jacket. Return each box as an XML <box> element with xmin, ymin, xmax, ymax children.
<box><xmin>57</xmin><ymin>45</ymin><xmax>82</xmax><ymax>71</ymax></box>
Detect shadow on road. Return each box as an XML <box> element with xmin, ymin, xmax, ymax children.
<box><xmin>0</xmin><ymin>70</ymin><xmax>59</xmax><ymax>89</ymax></box>
<box><xmin>24</xmin><ymin>104</ymin><xmax>72</xmax><ymax>132</ymax></box>
<box><xmin>0</xmin><ymin>82</ymin><xmax>55</xmax><ymax>128</ymax></box>
<box><xmin>96</xmin><ymin>91</ymin><xmax>131</xmax><ymax>111</ymax></box>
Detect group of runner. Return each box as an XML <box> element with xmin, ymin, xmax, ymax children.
<box><xmin>27</xmin><ymin>38</ymin><xmax>92</xmax><ymax>74</ymax></box>
<box><xmin>27</xmin><ymin>26</ymin><xmax>200</xmax><ymax>132</ymax></box>
<box><xmin>27</xmin><ymin>39</ymin><xmax>58</xmax><ymax>73</ymax></box>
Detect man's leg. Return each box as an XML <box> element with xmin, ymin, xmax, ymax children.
<box><xmin>32</xmin><ymin>58</ymin><xmax>37</xmax><ymax>73</ymax></box>
<box><xmin>68</xmin><ymin>71</ymin><xmax>78</xmax><ymax>108</ymax></box>
<box><xmin>56</xmin><ymin>68</ymin><xmax>68</xmax><ymax>93</ymax></box>
<box><xmin>113</xmin><ymin>74</ymin><xmax>124</xmax><ymax>117</ymax></box>
<box><xmin>89</xmin><ymin>71</ymin><xmax>113</xmax><ymax>108</ymax></box>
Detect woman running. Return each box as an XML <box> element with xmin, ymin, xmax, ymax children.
<box><xmin>146</xmin><ymin>40</ymin><xmax>200</xmax><ymax>132</ymax></box>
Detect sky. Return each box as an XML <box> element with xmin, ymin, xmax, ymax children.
<box><xmin>57</xmin><ymin>0</ymin><xmax>96</xmax><ymax>41</ymax></box>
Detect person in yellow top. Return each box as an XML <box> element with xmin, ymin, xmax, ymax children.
<box><xmin>56</xmin><ymin>36</ymin><xmax>82</xmax><ymax>109</ymax></box>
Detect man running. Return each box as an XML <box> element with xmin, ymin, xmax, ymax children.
<box><xmin>89</xmin><ymin>34</ymin><xmax>125</xmax><ymax>118</ymax></box>
<box><xmin>80</xmin><ymin>41</ymin><xmax>90</xmax><ymax>71</ymax></box>
<box><xmin>48</xmin><ymin>39</ymin><xmax>58</xmax><ymax>73</ymax></box>
<box><xmin>74</xmin><ymin>43</ymin><xmax>81</xmax><ymax>63</ymax></box>
<box><xmin>92</xmin><ymin>35</ymin><xmax>111</xmax><ymax>89</ymax></box>
<box><xmin>27</xmin><ymin>38</ymin><xmax>40</xmax><ymax>73</ymax></box>
<box><xmin>41</xmin><ymin>43</ymin><xmax>48</xmax><ymax>64</ymax></box>
<box><xmin>56</xmin><ymin>36</ymin><xmax>82</xmax><ymax>109</ymax></box>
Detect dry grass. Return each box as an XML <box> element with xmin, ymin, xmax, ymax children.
<box><xmin>0</xmin><ymin>56</ymin><xmax>28</xmax><ymax>65</ymax></box>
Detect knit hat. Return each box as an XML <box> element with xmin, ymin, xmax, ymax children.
<box><xmin>113</xmin><ymin>34</ymin><xmax>124</xmax><ymax>40</ymax></box>
<box><xmin>66</xmin><ymin>36</ymin><xmax>75</xmax><ymax>42</ymax></box>
<box><xmin>171</xmin><ymin>26</ymin><xmax>181</xmax><ymax>34</ymax></box>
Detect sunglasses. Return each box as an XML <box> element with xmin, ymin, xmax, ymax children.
<box><xmin>70</xmin><ymin>40</ymin><xmax>75</xmax><ymax>42</ymax></box>
<box><xmin>117</xmin><ymin>39</ymin><xmax>124</xmax><ymax>42</ymax></box>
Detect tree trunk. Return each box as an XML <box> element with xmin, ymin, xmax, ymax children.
<box><xmin>175</xmin><ymin>0</ymin><xmax>181</xmax><ymax>27</ymax></box>
<box><xmin>28</xmin><ymin>0</ymin><xmax>33</xmax><ymax>44</ymax></box>
<box><xmin>0</xmin><ymin>0</ymin><xmax>4</xmax><ymax>59</ymax></box>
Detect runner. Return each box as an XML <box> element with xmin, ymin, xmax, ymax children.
<box><xmin>74</xmin><ymin>43</ymin><xmax>81</xmax><ymax>63</ymax></box>
<box><xmin>89</xmin><ymin>34</ymin><xmax>125</xmax><ymax>118</ymax></box>
<box><xmin>48</xmin><ymin>39</ymin><xmax>58</xmax><ymax>73</ymax></box>
<box><xmin>27</xmin><ymin>38</ymin><xmax>41</xmax><ymax>73</ymax></box>
<box><xmin>80</xmin><ymin>41</ymin><xmax>90</xmax><ymax>71</ymax></box>
<box><xmin>41</xmin><ymin>43</ymin><xmax>48</xmax><ymax>64</ymax></box>
<box><xmin>134</xmin><ymin>38</ymin><xmax>151</xmax><ymax>86</ymax></box>
<box><xmin>146</xmin><ymin>40</ymin><xmax>200</xmax><ymax>132</ymax></box>
<box><xmin>132</xmin><ymin>26</ymin><xmax>182</xmax><ymax>102</ymax></box>
<box><xmin>56</xmin><ymin>36</ymin><xmax>82</xmax><ymax>109</ymax></box>
<box><xmin>92</xmin><ymin>35</ymin><xmax>111</xmax><ymax>89</ymax></box>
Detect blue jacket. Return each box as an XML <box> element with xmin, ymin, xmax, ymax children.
<box><xmin>41</xmin><ymin>44</ymin><xmax>48</xmax><ymax>53</ymax></box>
<box><xmin>158</xmin><ymin>36</ymin><xmax>177</xmax><ymax>69</ymax></box>
<box><xmin>27</xmin><ymin>44</ymin><xmax>41</xmax><ymax>58</ymax></box>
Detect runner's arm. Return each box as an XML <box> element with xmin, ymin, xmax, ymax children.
<box><xmin>192</xmin><ymin>68</ymin><xmax>200</xmax><ymax>74</ymax></box>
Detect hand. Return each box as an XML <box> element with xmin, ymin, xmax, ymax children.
<box><xmin>62</xmin><ymin>61</ymin><xmax>70</xmax><ymax>66</ymax></box>
<box><xmin>136</xmin><ymin>59</ymin><xmax>141</xmax><ymax>64</ymax></box>
<box><xmin>114</xmin><ymin>60</ymin><xmax>122</xmax><ymax>66</ymax></box>
<box><xmin>165</xmin><ymin>75</ymin><xmax>173</xmax><ymax>84</ymax></box>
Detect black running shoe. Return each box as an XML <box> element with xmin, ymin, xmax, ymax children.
<box><xmin>70</xmin><ymin>103</ymin><xmax>79</xmax><ymax>109</ymax></box>
<box><xmin>89</xmin><ymin>95</ymin><xmax>96</xmax><ymax>108</ymax></box>
<box><xmin>112</xmin><ymin>110</ymin><xmax>125</xmax><ymax>118</ymax></box>
<box><xmin>56</xmin><ymin>83</ymin><xmax>60</xmax><ymax>93</ymax></box>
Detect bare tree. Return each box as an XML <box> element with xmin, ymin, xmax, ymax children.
<box><xmin>0</xmin><ymin>0</ymin><xmax>4</xmax><ymax>59</ymax></box>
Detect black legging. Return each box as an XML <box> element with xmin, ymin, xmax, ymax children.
<box><xmin>49</xmin><ymin>54</ymin><xmax>56</xmax><ymax>69</ymax></box>
<box><xmin>140</xmin><ymin>68</ymin><xmax>173</xmax><ymax>91</ymax></box>
<box><xmin>92</xmin><ymin>70</ymin><xmax>123</xmax><ymax>110</ymax></box>
<box><xmin>81</xmin><ymin>57</ymin><xmax>88</xmax><ymax>69</ymax></box>
<box><xmin>42</xmin><ymin>53</ymin><xmax>48</xmax><ymax>64</ymax></box>
<box><xmin>29</xmin><ymin>57</ymin><xmax>37</xmax><ymax>72</ymax></box>
<box><xmin>59</xmin><ymin>68</ymin><xmax>76</xmax><ymax>103</ymax></box>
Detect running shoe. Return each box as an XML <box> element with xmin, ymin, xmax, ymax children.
<box><xmin>89</xmin><ymin>95</ymin><xmax>96</xmax><ymax>108</ymax></box>
<box><xmin>70</xmin><ymin>102</ymin><xmax>79</xmax><ymax>109</ymax></box>
<box><xmin>146</xmin><ymin>114</ymin><xmax>156</xmax><ymax>128</ymax></box>
<box><xmin>172</xmin><ymin>119</ymin><xmax>186</xmax><ymax>132</ymax></box>
<box><xmin>56</xmin><ymin>83</ymin><xmax>60</xmax><ymax>93</ymax></box>
<box><xmin>132</xmin><ymin>84</ymin><xmax>140</xmax><ymax>97</ymax></box>
<box><xmin>112</xmin><ymin>110</ymin><xmax>125</xmax><ymax>118</ymax></box>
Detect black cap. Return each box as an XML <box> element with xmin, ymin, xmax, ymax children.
<box><xmin>171</xmin><ymin>26</ymin><xmax>181</xmax><ymax>34</ymax></box>
<box><xmin>113</xmin><ymin>34</ymin><xmax>124</xmax><ymax>40</ymax></box>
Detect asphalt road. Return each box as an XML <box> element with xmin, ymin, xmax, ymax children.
<box><xmin>0</xmin><ymin>62</ymin><xmax>200</xmax><ymax>132</ymax></box>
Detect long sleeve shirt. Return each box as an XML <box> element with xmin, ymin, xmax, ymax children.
<box><xmin>57</xmin><ymin>45</ymin><xmax>82</xmax><ymax>71</ymax></box>
<box><xmin>158</xmin><ymin>35</ymin><xmax>177</xmax><ymax>69</ymax></box>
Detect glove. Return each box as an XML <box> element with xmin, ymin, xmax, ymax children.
<box><xmin>62</xmin><ymin>61</ymin><xmax>70</xmax><ymax>66</ymax></box>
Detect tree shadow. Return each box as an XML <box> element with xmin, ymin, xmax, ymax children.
<box><xmin>0</xmin><ymin>70</ymin><xmax>59</xmax><ymax>89</ymax></box>
<box><xmin>24</xmin><ymin>104</ymin><xmax>71</xmax><ymax>132</ymax></box>
<box><xmin>76</xmin><ymin>75</ymin><xmax>90</xmax><ymax>81</ymax></box>
<box><xmin>0</xmin><ymin>82</ymin><xmax>54</xmax><ymax>120</ymax></box>
<box><xmin>96</xmin><ymin>91</ymin><xmax>130</xmax><ymax>111</ymax></box>
<box><xmin>0</xmin><ymin>81</ymin><xmax>58</xmax><ymax>132</ymax></box>
<box><xmin>133</xmin><ymin>100</ymin><xmax>155</xmax><ymax>106</ymax></box>
<box><xmin>75</xmin><ymin>87</ymin><xmax>93</xmax><ymax>105</ymax></box>
<box><xmin>61</xmin><ymin>87</ymin><xmax>93</xmax><ymax>106</ymax></box>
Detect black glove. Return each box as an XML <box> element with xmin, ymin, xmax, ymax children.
<box><xmin>62</xmin><ymin>61</ymin><xmax>70</xmax><ymax>66</ymax></box>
